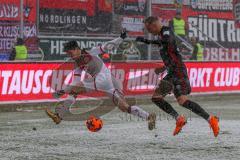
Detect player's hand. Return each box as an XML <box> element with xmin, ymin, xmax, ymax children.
<box><xmin>154</xmin><ymin>67</ymin><xmax>166</xmax><ymax>75</ymax></box>
<box><xmin>136</xmin><ymin>37</ymin><xmax>150</xmax><ymax>44</ymax></box>
<box><xmin>120</xmin><ymin>28</ymin><xmax>127</xmax><ymax>39</ymax></box>
<box><xmin>53</xmin><ymin>90</ymin><xmax>65</xmax><ymax>99</ymax></box>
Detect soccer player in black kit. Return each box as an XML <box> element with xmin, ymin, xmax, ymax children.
<box><xmin>136</xmin><ymin>16</ymin><xmax>219</xmax><ymax>137</ymax></box>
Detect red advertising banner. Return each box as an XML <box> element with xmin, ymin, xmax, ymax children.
<box><xmin>0</xmin><ymin>22</ymin><xmax>38</xmax><ymax>60</ymax></box>
<box><xmin>0</xmin><ymin>62</ymin><xmax>239</xmax><ymax>103</ymax></box>
<box><xmin>182</xmin><ymin>1</ymin><xmax>240</xmax><ymax>61</ymax></box>
<box><xmin>39</xmin><ymin>0</ymin><xmax>113</xmax><ymax>34</ymax></box>
<box><xmin>0</xmin><ymin>0</ymin><xmax>37</xmax><ymax>22</ymax></box>
<box><xmin>40</xmin><ymin>0</ymin><xmax>112</xmax><ymax>16</ymax></box>
<box><xmin>0</xmin><ymin>0</ymin><xmax>38</xmax><ymax>60</ymax></box>
<box><xmin>39</xmin><ymin>0</ymin><xmax>93</xmax><ymax>16</ymax></box>
<box><xmin>39</xmin><ymin>0</ymin><xmax>146</xmax><ymax>35</ymax></box>
<box><xmin>234</xmin><ymin>0</ymin><xmax>240</xmax><ymax>28</ymax></box>
<box><xmin>152</xmin><ymin>3</ymin><xmax>177</xmax><ymax>26</ymax></box>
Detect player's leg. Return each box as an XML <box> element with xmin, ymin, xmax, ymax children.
<box><xmin>174</xmin><ymin>76</ymin><xmax>210</xmax><ymax>120</ymax></box>
<box><xmin>177</xmin><ymin>95</ymin><xmax>210</xmax><ymax>120</ymax></box>
<box><xmin>46</xmin><ymin>84</ymin><xmax>87</xmax><ymax>124</ymax></box>
<box><xmin>110</xmin><ymin>75</ymin><xmax>152</xmax><ymax>120</ymax></box>
<box><xmin>111</xmin><ymin>89</ymin><xmax>148</xmax><ymax>119</ymax></box>
<box><xmin>97</xmin><ymin>68</ymin><xmax>156</xmax><ymax>130</ymax></box>
<box><xmin>110</xmin><ymin>89</ymin><xmax>156</xmax><ymax>130</ymax></box>
<box><xmin>46</xmin><ymin>70</ymin><xmax>89</xmax><ymax>124</ymax></box>
<box><xmin>151</xmin><ymin>80</ymin><xmax>179</xmax><ymax>119</ymax></box>
<box><xmin>175</xmin><ymin>78</ymin><xmax>219</xmax><ymax>137</ymax></box>
<box><xmin>177</xmin><ymin>95</ymin><xmax>219</xmax><ymax>137</ymax></box>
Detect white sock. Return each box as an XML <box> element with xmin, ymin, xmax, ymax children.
<box><xmin>129</xmin><ymin>105</ymin><xmax>149</xmax><ymax>120</ymax></box>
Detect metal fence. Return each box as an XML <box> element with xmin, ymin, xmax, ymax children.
<box><xmin>0</xmin><ymin>0</ymin><xmax>239</xmax><ymax>61</ymax></box>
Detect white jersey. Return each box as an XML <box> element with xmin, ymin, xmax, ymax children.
<box><xmin>74</xmin><ymin>37</ymin><xmax>123</xmax><ymax>77</ymax></box>
<box><xmin>71</xmin><ymin>37</ymin><xmax>123</xmax><ymax>93</ymax></box>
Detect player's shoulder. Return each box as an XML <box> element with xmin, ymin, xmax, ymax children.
<box><xmin>82</xmin><ymin>48</ymin><xmax>91</xmax><ymax>54</ymax></box>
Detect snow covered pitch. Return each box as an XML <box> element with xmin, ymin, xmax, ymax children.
<box><xmin>0</xmin><ymin>95</ymin><xmax>239</xmax><ymax>160</ymax></box>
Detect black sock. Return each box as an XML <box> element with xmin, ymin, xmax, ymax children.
<box><xmin>152</xmin><ymin>98</ymin><xmax>179</xmax><ymax>119</ymax></box>
<box><xmin>182</xmin><ymin>100</ymin><xmax>210</xmax><ymax>121</ymax></box>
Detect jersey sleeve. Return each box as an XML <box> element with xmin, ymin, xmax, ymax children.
<box><xmin>87</xmin><ymin>37</ymin><xmax>124</xmax><ymax>55</ymax></box>
<box><xmin>87</xmin><ymin>46</ymin><xmax>105</xmax><ymax>56</ymax></box>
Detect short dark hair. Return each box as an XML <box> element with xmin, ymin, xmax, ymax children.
<box><xmin>63</xmin><ymin>41</ymin><xmax>80</xmax><ymax>52</ymax></box>
<box><xmin>143</xmin><ymin>16</ymin><xmax>159</xmax><ymax>24</ymax></box>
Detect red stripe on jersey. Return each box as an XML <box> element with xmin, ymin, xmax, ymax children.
<box><xmin>167</xmin><ymin>45</ymin><xmax>187</xmax><ymax>90</ymax></box>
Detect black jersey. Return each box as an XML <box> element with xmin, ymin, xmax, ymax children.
<box><xmin>159</xmin><ymin>26</ymin><xmax>188</xmax><ymax>78</ymax></box>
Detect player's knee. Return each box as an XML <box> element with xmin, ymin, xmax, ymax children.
<box><xmin>119</xmin><ymin>107</ymin><xmax>128</xmax><ymax>113</ymax></box>
<box><xmin>118</xmin><ymin>103</ymin><xmax>129</xmax><ymax>112</ymax></box>
<box><xmin>177</xmin><ymin>96</ymin><xmax>188</xmax><ymax>105</ymax></box>
<box><xmin>151</xmin><ymin>95</ymin><xmax>164</xmax><ymax>104</ymax></box>
<box><xmin>117</xmin><ymin>99</ymin><xmax>129</xmax><ymax>112</ymax></box>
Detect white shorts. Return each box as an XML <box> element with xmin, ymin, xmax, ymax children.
<box><xmin>71</xmin><ymin>66</ymin><xmax>122</xmax><ymax>96</ymax></box>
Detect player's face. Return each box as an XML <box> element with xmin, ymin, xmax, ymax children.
<box><xmin>145</xmin><ymin>21</ymin><xmax>162</xmax><ymax>35</ymax></box>
<box><xmin>66</xmin><ymin>48</ymin><xmax>81</xmax><ymax>60</ymax></box>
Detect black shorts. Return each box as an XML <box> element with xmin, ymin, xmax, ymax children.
<box><xmin>163</xmin><ymin>73</ymin><xmax>191</xmax><ymax>98</ymax></box>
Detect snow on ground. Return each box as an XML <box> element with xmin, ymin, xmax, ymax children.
<box><xmin>0</xmin><ymin>96</ymin><xmax>240</xmax><ymax>160</ymax></box>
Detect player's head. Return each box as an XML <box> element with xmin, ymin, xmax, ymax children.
<box><xmin>63</xmin><ymin>41</ymin><xmax>81</xmax><ymax>60</ymax></box>
<box><xmin>144</xmin><ymin>16</ymin><xmax>162</xmax><ymax>35</ymax></box>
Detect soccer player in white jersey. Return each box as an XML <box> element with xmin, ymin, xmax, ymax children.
<box><xmin>46</xmin><ymin>30</ymin><xmax>156</xmax><ymax>130</ymax></box>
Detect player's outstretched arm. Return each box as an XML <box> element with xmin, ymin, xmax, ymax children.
<box><xmin>101</xmin><ymin>29</ymin><xmax>127</xmax><ymax>52</ymax></box>
<box><xmin>136</xmin><ymin>37</ymin><xmax>151</xmax><ymax>44</ymax></box>
<box><xmin>89</xmin><ymin>29</ymin><xmax>127</xmax><ymax>55</ymax></box>
<box><xmin>136</xmin><ymin>37</ymin><xmax>162</xmax><ymax>45</ymax></box>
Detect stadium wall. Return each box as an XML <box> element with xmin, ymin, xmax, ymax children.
<box><xmin>0</xmin><ymin>61</ymin><xmax>239</xmax><ymax>104</ymax></box>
